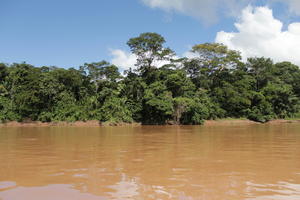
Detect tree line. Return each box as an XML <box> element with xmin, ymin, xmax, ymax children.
<box><xmin>1</xmin><ymin>32</ymin><xmax>300</xmax><ymax>124</ymax></box>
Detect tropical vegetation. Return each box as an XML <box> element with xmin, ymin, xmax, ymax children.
<box><xmin>1</xmin><ymin>32</ymin><xmax>300</xmax><ymax>124</ymax></box>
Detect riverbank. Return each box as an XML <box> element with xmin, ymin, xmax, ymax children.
<box><xmin>0</xmin><ymin>119</ymin><xmax>300</xmax><ymax>127</ymax></box>
<box><xmin>0</xmin><ymin>120</ymin><xmax>142</xmax><ymax>127</ymax></box>
<box><xmin>204</xmin><ymin>119</ymin><xmax>300</xmax><ymax>126</ymax></box>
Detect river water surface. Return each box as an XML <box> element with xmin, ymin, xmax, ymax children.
<box><xmin>0</xmin><ymin>124</ymin><xmax>299</xmax><ymax>200</ymax></box>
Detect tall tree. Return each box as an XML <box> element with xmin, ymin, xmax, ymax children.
<box><xmin>127</xmin><ymin>32</ymin><xmax>174</xmax><ymax>82</ymax></box>
<box><xmin>184</xmin><ymin>43</ymin><xmax>242</xmax><ymax>89</ymax></box>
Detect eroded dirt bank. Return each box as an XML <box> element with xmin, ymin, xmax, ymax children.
<box><xmin>0</xmin><ymin>119</ymin><xmax>299</xmax><ymax>127</ymax></box>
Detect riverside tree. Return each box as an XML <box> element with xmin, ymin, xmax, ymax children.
<box><xmin>0</xmin><ymin>32</ymin><xmax>299</xmax><ymax>124</ymax></box>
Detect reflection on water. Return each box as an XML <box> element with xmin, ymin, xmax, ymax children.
<box><xmin>245</xmin><ymin>181</ymin><xmax>300</xmax><ymax>200</ymax></box>
<box><xmin>0</xmin><ymin>124</ymin><xmax>299</xmax><ymax>200</ymax></box>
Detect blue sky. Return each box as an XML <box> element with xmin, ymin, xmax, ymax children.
<box><xmin>1</xmin><ymin>0</ymin><xmax>300</xmax><ymax>68</ymax></box>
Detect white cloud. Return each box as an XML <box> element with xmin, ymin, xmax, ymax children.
<box><xmin>182</xmin><ymin>51</ymin><xmax>197</xmax><ymax>59</ymax></box>
<box><xmin>276</xmin><ymin>0</ymin><xmax>300</xmax><ymax>15</ymax></box>
<box><xmin>141</xmin><ymin>0</ymin><xmax>246</xmax><ymax>24</ymax></box>
<box><xmin>110</xmin><ymin>49</ymin><xmax>137</xmax><ymax>71</ymax></box>
<box><xmin>141</xmin><ymin>0</ymin><xmax>300</xmax><ymax>24</ymax></box>
<box><xmin>110</xmin><ymin>49</ymin><xmax>176</xmax><ymax>71</ymax></box>
<box><xmin>216</xmin><ymin>6</ymin><xmax>300</xmax><ymax>65</ymax></box>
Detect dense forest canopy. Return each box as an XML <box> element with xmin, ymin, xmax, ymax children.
<box><xmin>1</xmin><ymin>32</ymin><xmax>300</xmax><ymax>124</ymax></box>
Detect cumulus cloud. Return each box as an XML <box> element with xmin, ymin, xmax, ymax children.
<box><xmin>110</xmin><ymin>49</ymin><xmax>137</xmax><ymax>71</ymax></box>
<box><xmin>276</xmin><ymin>0</ymin><xmax>300</xmax><ymax>15</ymax></box>
<box><xmin>110</xmin><ymin>49</ymin><xmax>177</xmax><ymax>71</ymax></box>
<box><xmin>182</xmin><ymin>51</ymin><xmax>198</xmax><ymax>59</ymax></box>
<box><xmin>216</xmin><ymin>6</ymin><xmax>300</xmax><ymax>65</ymax></box>
<box><xmin>141</xmin><ymin>0</ymin><xmax>246</xmax><ymax>24</ymax></box>
<box><xmin>141</xmin><ymin>0</ymin><xmax>300</xmax><ymax>23</ymax></box>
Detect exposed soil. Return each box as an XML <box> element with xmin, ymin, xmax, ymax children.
<box><xmin>0</xmin><ymin>119</ymin><xmax>299</xmax><ymax>127</ymax></box>
<box><xmin>265</xmin><ymin>119</ymin><xmax>300</xmax><ymax>124</ymax></box>
<box><xmin>203</xmin><ymin>119</ymin><xmax>260</xmax><ymax>126</ymax></box>
<box><xmin>203</xmin><ymin>119</ymin><xmax>300</xmax><ymax>126</ymax></box>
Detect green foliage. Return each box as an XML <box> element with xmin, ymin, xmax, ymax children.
<box><xmin>262</xmin><ymin>83</ymin><xmax>299</xmax><ymax>118</ymax></box>
<box><xmin>181</xmin><ymin>90</ymin><xmax>225</xmax><ymax>124</ymax></box>
<box><xmin>143</xmin><ymin>81</ymin><xmax>174</xmax><ymax>124</ymax></box>
<box><xmin>99</xmin><ymin>96</ymin><xmax>133</xmax><ymax>123</ymax></box>
<box><xmin>6</xmin><ymin>63</ymin><xmax>44</xmax><ymax>120</ymax></box>
<box><xmin>0</xmin><ymin>96</ymin><xmax>21</xmax><ymax>122</ymax></box>
<box><xmin>247</xmin><ymin>92</ymin><xmax>274</xmax><ymax>123</ymax></box>
<box><xmin>0</xmin><ymin>33</ymin><xmax>299</xmax><ymax>124</ymax></box>
<box><xmin>127</xmin><ymin>32</ymin><xmax>174</xmax><ymax>82</ymax></box>
<box><xmin>247</xmin><ymin>57</ymin><xmax>274</xmax><ymax>91</ymax></box>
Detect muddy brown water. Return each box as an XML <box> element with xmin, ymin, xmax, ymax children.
<box><xmin>0</xmin><ymin>124</ymin><xmax>299</xmax><ymax>200</ymax></box>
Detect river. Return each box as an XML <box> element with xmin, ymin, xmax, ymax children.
<box><xmin>0</xmin><ymin>124</ymin><xmax>299</xmax><ymax>200</ymax></box>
